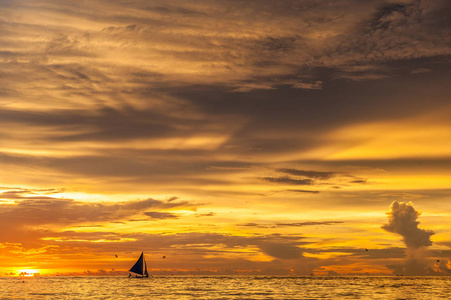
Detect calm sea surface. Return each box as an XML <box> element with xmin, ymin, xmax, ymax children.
<box><xmin>0</xmin><ymin>276</ymin><xmax>450</xmax><ymax>299</ymax></box>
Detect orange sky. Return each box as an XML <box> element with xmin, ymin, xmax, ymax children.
<box><xmin>1</xmin><ymin>0</ymin><xmax>450</xmax><ymax>276</ymax></box>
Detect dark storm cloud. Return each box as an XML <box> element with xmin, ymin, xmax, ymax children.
<box><xmin>1</xmin><ymin>0</ymin><xmax>450</xmax><ymax>170</ymax></box>
<box><xmin>164</xmin><ymin>67</ymin><xmax>450</xmax><ymax>174</ymax></box>
<box><xmin>332</xmin><ymin>0</ymin><xmax>451</xmax><ymax>71</ymax></box>
<box><xmin>2</xmin><ymin>0</ymin><xmax>450</xmax><ymax>92</ymax></box>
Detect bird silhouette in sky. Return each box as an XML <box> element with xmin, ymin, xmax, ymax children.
<box><xmin>162</xmin><ymin>256</ymin><xmax>166</xmax><ymax>259</ymax></box>
<box><xmin>115</xmin><ymin>255</ymin><xmax>118</xmax><ymax>258</ymax></box>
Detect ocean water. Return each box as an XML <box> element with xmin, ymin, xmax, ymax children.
<box><xmin>0</xmin><ymin>276</ymin><xmax>450</xmax><ymax>299</ymax></box>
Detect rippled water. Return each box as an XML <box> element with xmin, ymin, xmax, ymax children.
<box><xmin>1</xmin><ymin>276</ymin><xmax>450</xmax><ymax>299</ymax></box>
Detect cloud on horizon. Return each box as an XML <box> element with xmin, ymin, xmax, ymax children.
<box><xmin>381</xmin><ymin>201</ymin><xmax>446</xmax><ymax>275</ymax></box>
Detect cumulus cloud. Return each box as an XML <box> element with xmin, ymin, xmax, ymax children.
<box><xmin>382</xmin><ymin>201</ymin><xmax>439</xmax><ymax>275</ymax></box>
<box><xmin>382</xmin><ymin>201</ymin><xmax>434</xmax><ymax>249</ymax></box>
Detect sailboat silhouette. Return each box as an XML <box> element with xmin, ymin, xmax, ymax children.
<box><xmin>128</xmin><ymin>252</ymin><xmax>149</xmax><ymax>278</ymax></box>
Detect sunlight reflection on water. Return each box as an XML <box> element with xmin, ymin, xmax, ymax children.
<box><xmin>0</xmin><ymin>276</ymin><xmax>450</xmax><ymax>299</ymax></box>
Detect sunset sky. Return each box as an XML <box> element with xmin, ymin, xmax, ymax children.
<box><xmin>1</xmin><ymin>0</ymin><xmax>450</xmax><ymax>276</ymax></box>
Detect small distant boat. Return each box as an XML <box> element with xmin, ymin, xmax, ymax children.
<box><xmin>128</xmin><ymin>252</ymin><xmax>149</xmax><ymax>278</ymax></box>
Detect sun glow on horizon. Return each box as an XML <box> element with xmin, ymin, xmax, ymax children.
<box><xmin>17</xmin><ymin>269</ymin><xmax>40</xmax><ymax>277</ymax></box>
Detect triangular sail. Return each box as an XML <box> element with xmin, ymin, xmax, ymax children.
<box><xmin>129</xmin><ymin>252</ymin><xmax>146</xmax><ymax>275</ymax></box>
